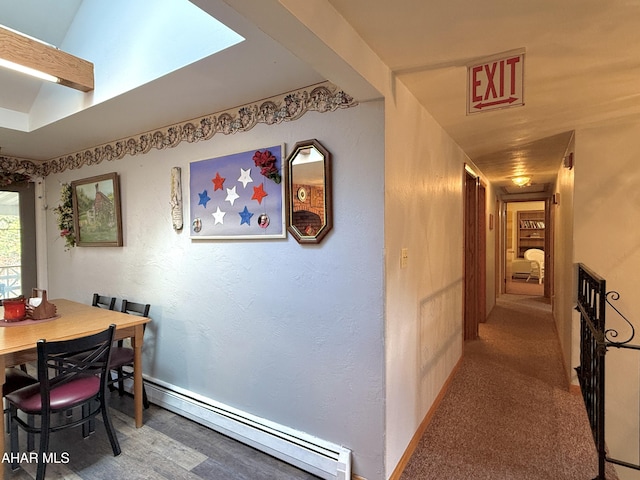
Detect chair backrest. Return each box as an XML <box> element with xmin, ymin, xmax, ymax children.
<box><xmin>92</xmin><ymin>293</ymin><xmax>116</xmax><ymax>310</ymax></box>
<box><xmin>524</xmin><ymin>249</ymin><xmax>544</xmax><ymax>265</ymax></box>
<box><xmin>121</xmin><ymin>300</ymin><xmax>150</xmax><ymax>317</ymax></box>
<box><xmin>36</xmin><ymin>324</ymin><xmax>116</xmax><ymax>410</ymax></box>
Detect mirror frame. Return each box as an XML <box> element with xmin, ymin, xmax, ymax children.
<box><xmin>285</xmin><ymin>139</ymin><xmax>332</xmax><ymax>244</ymax></box>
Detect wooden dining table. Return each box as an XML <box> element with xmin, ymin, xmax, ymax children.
<box><xmin>0</xmin><ymin>298</ymin><xmax>150</xmax><ymax>477</ymax></box>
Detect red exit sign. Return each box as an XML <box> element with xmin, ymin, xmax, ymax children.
<box><xmin>467</xmin><ymin>52</ymin><xmax>524</xmax><ymax>114</ymax></box>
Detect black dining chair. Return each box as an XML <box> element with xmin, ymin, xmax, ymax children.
<box><xmin>91</xmin><ymin>293</ymin><xmax>118</xmax><ymax>395</ymax></box>
<box><xmin>109</xmin><ymin>299</ymin><xmax>150</xmax><ymax>409</ymax></box>
<box><xmin>5</xmin><ymin>325</ymin><xmax>121</xmax><ymax>480</ymax></box>
<box><xmin>92</xmin><ymin>293</ymin><xmax>116</xmax><ymax>310</ymax></box>
<box><xmin>3</xmin><ymin>368</ymin><xmax>38</xmax><ymax>440</ymax></box>
<box><xmin>3</xmin><ymin>368</ymin><xmax>38</xmax><ymax>400</ymax></box>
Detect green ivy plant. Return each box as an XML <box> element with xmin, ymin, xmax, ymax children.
<box><xmin>53</xmin><ymin>183</ymin><xmax>76</xmax><ymax>250</ymax></box>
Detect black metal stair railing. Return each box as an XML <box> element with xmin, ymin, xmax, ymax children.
<box><xmin>576</xmin><ymin>263</ymin><xmax>640</xmax><ymax>480</ymax></box>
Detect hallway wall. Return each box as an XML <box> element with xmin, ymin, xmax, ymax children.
<box><xmin>487</xmin><ymin>187</ymin><xmax>498</xmax><ymax>318</ymax></box>
<box><xmin>384</xmin><ymin>80</ymin><xmax>468</xmax><ymax>477</ymax></box>
<box><xmin>272</xmin><ymin>3</ymin><xmax>499</xmax><ymax>477</ymax></box>
<box><xmin>574</xmin><ymin>123</ymin><xmax>640</xmax><ymax>480</ymax></box>
<box><xmin>42</xmin><ymin>103</ymin><xmax>387</xmax><ymax>479</ymax></box>
<box><xmin>551</xmin><ymin>134</ymin><xmax>575</xmax><ymax>385</ymax></box>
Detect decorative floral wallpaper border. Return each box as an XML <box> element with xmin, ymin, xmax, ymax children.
<box><xmin>0</xmin><ymin>82</ymin><xmax>357</xmax><ymax>177</ymax></box>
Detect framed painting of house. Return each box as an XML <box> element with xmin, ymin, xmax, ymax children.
<box><xmin>71</xmin><ymin>172</ymin><xmax>123</xmax><ymax>246</ymax></box>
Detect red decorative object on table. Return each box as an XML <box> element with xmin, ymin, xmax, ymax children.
<box><xmin>3</xmin><ymin>297</ymin><xmax>26</xmax><ymax>322</ymax></box>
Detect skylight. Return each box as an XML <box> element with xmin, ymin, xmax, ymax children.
<box><xmin>0</xmin><ymin>0</ymin><xmax>245</xmax><ymax>132</ymax></box>
<box><xmin>63</xmin><ymin>0</ymin><xmax>245</xmax><ymax>104</ymax></box>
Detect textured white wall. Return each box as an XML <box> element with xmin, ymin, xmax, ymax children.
<box><xmin>574</xmin><ymin>124</ymin><xmax>640</xmax><ymax>480</ymax></box>
<box><xmin>483</xmin><ymin>179</ymin><xmax>498</xmax><ymax>320</ymax></box>
<box><xmin>43</xmin><ymin>103</ymin><xmax>386</xmax><ymax>476</ymax></box>
<box><xmin>384</xmin><ymin>80</ymin><xmax>466</xmax><ymax>475</ymax></box>
<box><xmin>274</xmin><ymin>4</ymin><xmax>472</xmax><ymax>477</ymax></box>
<box><xmin>235</xmin><ymin>3</ymin><xmax>471</xmax><ymax>477</ymax></box>
<box><xmin>552</xmin><ymin>134</ymin><xmax>575</xmax><ymax>385</ymax></box>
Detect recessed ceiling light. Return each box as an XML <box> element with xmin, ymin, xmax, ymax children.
<box><xmin>511</xmin><ymin>176</ymin><xmax>531</xmax><ymax>187</ymax></box>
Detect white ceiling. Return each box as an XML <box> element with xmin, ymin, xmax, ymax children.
<box><xmin>2</xmin><ymin>0</ymin><xmax>639</xmax><ymax>198</ymax></box>
<box><xmin>0</xmin><ymin>0</ymin><xmax>325</xmax><ymax>161</ymax></box>
<box><xmin>325</xmin><ymin>0</ymin><xmax>640</xmax><ymax>194</ymax></box>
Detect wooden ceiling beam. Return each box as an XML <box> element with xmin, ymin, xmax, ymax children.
<box><xmin>0</xmin><ymin>26</ymin><xmax>94</xmax><ymax>92</ymax></box>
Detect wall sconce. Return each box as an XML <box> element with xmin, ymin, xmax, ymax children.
<box><xmin>511</xmin><ymin>176</ymin><xmax>531</xmax><ymax>187</ymax></box>
<box><xmin>563</xmin><ymin>152</ymin><xmax>574</xmax><ymax>169</ymax></box>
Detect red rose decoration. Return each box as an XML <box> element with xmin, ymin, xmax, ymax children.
<box><xmin>253</xmin><ymin>150</ymin><xmax>281</xmax><ymax>184</ymax></box>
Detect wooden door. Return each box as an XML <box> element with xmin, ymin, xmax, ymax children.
<box><xmin>464</xmin><ymin>170</ymin><xmax>479</xmax><ymax>340</ymax></box>
<box><xmin>478</xmin><ymin>183</ymin><xmax>487</xmax><ymax>323</ymax></box>
<box><xmin>544</xmin><ymin>199</ymin><xmax>553</xmax><ymax>299</ymax></box>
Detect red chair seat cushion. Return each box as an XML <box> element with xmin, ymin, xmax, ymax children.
<box><xmin>6</xmin><ymin>375</ymin><xmax>100</xmax><ymax>413</ymax></box>
<box><xmin>109</xmin><ymin>347</ymin><xmax>134</xmax><ymax>368</ymax></box>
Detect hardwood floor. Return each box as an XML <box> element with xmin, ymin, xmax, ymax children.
<box><xmin>4</xmin><ymin>392</ymin><xmax>320</xmax><ymax>480</ymax></box>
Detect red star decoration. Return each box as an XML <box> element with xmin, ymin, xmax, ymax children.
<box><xmin>212</xmin><ymin>172</ymin><xmax>225</xmax><ymax>191</ymax></box>
<box><xmin>252</xmin><ymin>183</ymin><xmax>269</xmax><ymax>204</ymax></box>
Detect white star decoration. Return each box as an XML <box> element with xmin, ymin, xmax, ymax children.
<box><xmin>238</xmin><ymin>168</ymin><xmax>253</xmax><ymax>188</ymax></box>
<box><xmin>212</xmin><ymin>206</ymin><xmax>226</xmax><ymax>225</ymax></box>
<box><xmin>225</xmin><ymin>186</ymin><xmax>240</xmax><ymax>205</ymax></box>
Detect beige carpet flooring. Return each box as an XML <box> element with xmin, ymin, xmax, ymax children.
<box><xmin>506</xmin><ymin>278</ymin><xmax>544</xmax><ymax>296</ymax></box>
<box><xmin>401</xmin><ymin>294</ymin><xmax>619</xmax><ymax>480</ymax></box>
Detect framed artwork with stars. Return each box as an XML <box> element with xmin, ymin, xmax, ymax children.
<box><xmin>189</xmin><ymin>145</ymin><xmax>286</xmax><ymax>239</ymax></box>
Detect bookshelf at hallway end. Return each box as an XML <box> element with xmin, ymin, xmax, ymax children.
<box><xmin>517</xmin><ymin>210</ymin><xmax>544</xmax><ymax>257</ymax></box>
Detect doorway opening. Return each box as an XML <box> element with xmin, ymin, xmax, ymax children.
<box><xmin>0</xmin><ymin>184</ymin><xmax>37</xmax><ymax>300</ymax></box>
<box><xmin>504</xmin><ymin>201</ymin><xmax>546</xmax><ymax>296</ymax></box>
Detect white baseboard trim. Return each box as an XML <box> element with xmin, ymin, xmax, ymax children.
<box><xmin>140</xmin><ymin>377</ymin><xmax>351</xmax><ymax>480</ymax></box>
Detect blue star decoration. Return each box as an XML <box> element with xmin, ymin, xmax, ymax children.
<box><xmin>198</xmin><ymin>190</ymin><xmax>211</xmax><ymax>208</ymax></box>
<box><xmin>239</xmin><ymin>206</ymin><xmax>254</xmax><ymax>226</ymax></box>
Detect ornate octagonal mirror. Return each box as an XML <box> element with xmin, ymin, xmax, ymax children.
<box><xmin>285</xmin><ymin>139</ymin><xmax>332</xmax><ymax>244</ymax></box>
